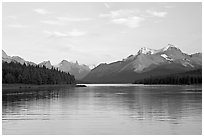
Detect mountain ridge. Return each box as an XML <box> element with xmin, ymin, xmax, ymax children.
<box><xmin>82</xmin><ymin>44</ymin><xmax>202</xmax><ymax>83</ymax></box>
<box><xmin>2</xmin><ymin>44</ymin><xmax>202</xmax><ymax>83</ymax></box>
<box><xmin>2</xmin><ymin>50</ymin><xmax>91</xmax><ymax>80</ymax></box>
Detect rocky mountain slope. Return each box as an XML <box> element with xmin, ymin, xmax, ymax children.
<box><xmin>82</xmin><ymin>44</ymin><xmax>202</xmax><ymax>83</ymax></box>
<box><xmin>2</xmin><ymin>50</ymin><xmax>91</xmax><ymax>80</ymax></box>
<box><xmin>54</xmin><ymin>60</ymin><xmax>90</xmax><ymax>80</ymax></box>
<box><xmin>2</xmin><ymin>50</ymin><xmax>36</xmax><ymax>66</ymax></box>
<box><xmin>38</xmin><ymin>61</ymin><xmax>52</xmax><ymax>69</ymax></box>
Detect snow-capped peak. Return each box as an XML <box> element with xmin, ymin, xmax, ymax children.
<box><xmin>137</xmin><ymin>47</ymin><xmax>157</xmax><ymax>55</ymax></box>
<box><xmin>161</xmin><ymin>44</ymin><xmax>179</xmax><ymax>51</ymax></box>
<box><xmin>136</xmin><ymin>44</ymin><xmax>180</xmax><ymax>55</ymax></box>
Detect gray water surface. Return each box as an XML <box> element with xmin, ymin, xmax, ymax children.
<box><xmin>2</xmin><ymin>84</ymin><xmax>202</xmax><ymax>135</ymax></box>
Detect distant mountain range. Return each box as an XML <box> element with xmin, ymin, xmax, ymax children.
<box><xmin>2</xmin><ymin>50</ymin><xmax>37</xmax><ymax>66</ymax></box>
<box><xmin>2</xmin><ymin>44</ymin><xmax>202</xmax><ymax>83</ymax></box>
<box><xmin>2</xmin><ymin>50</ymin><xmax>91</xmax><ymax>80</ymax></box>
<box><xmin>54</xmin><ymin>60</ymin><xmax>90</xmax><ymax>80</ymax></box>
<box><xmin>82</xmin><ymin>44</ymin><xmax>202</xmax><ymax>83</ymax></box>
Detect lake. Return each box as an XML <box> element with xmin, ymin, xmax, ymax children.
<box><xmin>2</xmin><ymin>84</ymin><xmax>202</xmax><ymax>135</ymax></box>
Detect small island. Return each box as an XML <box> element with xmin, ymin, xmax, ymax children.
<box><xmin>75</xmin><ymin>85</ymin><xmax>87</xmax><ymax>87</ymax></box>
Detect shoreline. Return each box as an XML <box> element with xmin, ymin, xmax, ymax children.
<box><xmin>2</xmin><ymin>83</ymin><xmax>201</xmax><ymax>93</ymax></box>
<box><xmin>2</xmin><ymin>84</ymin><xmax>76</xmax><ymax>93</ymax></box>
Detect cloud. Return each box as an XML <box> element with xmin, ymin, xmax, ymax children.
<box><xmin>57</xmin><ymin>17</ymin><xmax>91</xmax><ymax>22</ymax></box>
<box><xmin>7</xmin><ymin>16</ymin><xmax>17</xmax><ymax>19</ymax></box>
<box><xmin>68</xmin><ymin>29</ymin><xmax>87</xmax><ymax>37</ymax></box>
<box><xmin>100</xmin><ymin>9</ymin><xmax>144</xmax><ymax>28</ymax></box>
<box><xmin>100</xmin><ymin>9</ymin><xmax>166</xmax><ymax>28</ymax></box>
<box><xmin>43</xmin><ymin>29</ymin><xmax>87</xmax><ymax>38</ymax></box>
<box><xmin>34</xmin><ymin>8</ymin><xmax>51</xmax><ymax>15</ymax></box>
<box><xmin>164</xmin><ymin>5</ymin><xmax>175</xmax><ymax>9</ymax></box>
<box><xmin>146</xmin><ymin>10</ymin><xmax>167</xmax><ymax>17</ymax></box>
<box><xmin>100</xmin><ymin>9</ymin><xmax>138</xmax><ymax>18</ymax></box>
<box><xmin>41</xmin><ymin>20</ymin><xmax>64</xmax><ymax>25</ymax></box>
<box><xmin>41</xmin><ymin>16</ymin><xmax>91</xmax><ymax>26</ymax></box>
<box><xmin>111</xmin><ymin>16</ymin><xmax>144</xmax><ymax>28</ymax></box>
<box><xmin>104</xmin><ymin>3</ymin><xmax>110</xmax><ymax>9</ymax></box>
<box><xmin>8</xmin><ymin>24</ymin><xmax>28</xmax><ymax>28</ymax></box>
<box><xmin>43</xmin><ymin>30</ymin><xmax>68</xmax><ymax>37</ymax></box>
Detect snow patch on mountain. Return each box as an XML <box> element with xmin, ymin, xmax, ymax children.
<box><xmin>160</xmin><ymin>54</ymin><xmax>173</xmax><ymax>61</ymax></box>
<box><xmin>182</xmin><ymin>62</ymin><xmax>194</xmax><ymax>68</ymax></box>
<box><xmin>133</xmin><ymin>64</ymin><xmax>144</xmax><ymax>72</ymax></box>
<box><xmin>137</xmin><ymin>47</ymin><xmax>158</xmax><ymax>55</ymax></box>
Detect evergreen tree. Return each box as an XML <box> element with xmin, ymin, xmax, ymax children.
<box><xmin>5</xmin><ymin>73</ymin><xmax>15</xmax><ymax>83</ymax></box>
<box><xmin>2</xmin><ymin>62</ymin><xmax>75</xmax><ymax>85</ymax></box>
<box><xmin>134</xmin><ymin>69</ymin><xmax>202</xmax><ymax>85</ymax></box>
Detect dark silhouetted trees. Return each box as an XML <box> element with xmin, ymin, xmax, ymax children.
<box><xmin>2</xmin><ymin>62</ymin><xmax>75</xmax><ymax>85</ymax></box>
<box><xmin>134</xmin><ymin>69</ymin><xmax>202</xmax><ymax>85</ymax></box>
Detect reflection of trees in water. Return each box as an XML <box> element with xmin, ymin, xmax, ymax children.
<box><xmin>109</xmin><ymin>86</ymin><xmax>201</xmax><ymax>125</ymax></box>
<box><xmin>2</xmin><ymin>87</ymin><xmax>99</xmax><ymax>120</ymax></box>
<box><xmin>2</xmin><ymin>86</ymin><xmax>201</xmax><ymax>123</ymax></box>
<box><xmin>2</xmin><ymin>88</ymin><xmax>75</xmax><ymax>119</ymax></box>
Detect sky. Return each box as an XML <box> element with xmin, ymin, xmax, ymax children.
<box><xmin>2</xmin><ymin>2</ymin><xmax>202</xmax><ymax>67</ymax></box>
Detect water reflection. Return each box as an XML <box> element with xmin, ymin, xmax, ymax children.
<box><xmin>2</xmin><ymin>85</ymin><xmax>202</xmax><ymax>135</ymax></box>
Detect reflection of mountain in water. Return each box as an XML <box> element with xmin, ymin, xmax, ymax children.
<box><xmin>2</xmin><ymin>85</ymin><xmax>202</xmax><ymax>134</ymax></box>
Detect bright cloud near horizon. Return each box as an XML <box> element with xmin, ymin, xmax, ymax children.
<box><xmin>2</xmin><ymin>2</ymin><xmax>202</xmax><ymax>67</ymax></box>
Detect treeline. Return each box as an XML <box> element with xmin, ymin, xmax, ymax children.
<box><xmin>134</xmin><ymin>69</ymin><xmax>202</xmax><ymax>85</ymax></box>
<box><xmin>2</xmin><ymin>62</ymin><xmax>75</xmax><ymax>85</ymax></box>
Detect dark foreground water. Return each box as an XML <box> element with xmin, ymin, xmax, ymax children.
<box><xmin>2</xmin><ymin>84</ymin><xmax>202</xmax><ymax>135</ymax></box>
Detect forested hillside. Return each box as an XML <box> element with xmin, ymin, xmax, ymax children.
<box><xmin>2</xmin><ymin>62</ymin><xmax>75</xmax><ymax>85</ymax></box>
<box><xmin>133</xmin><ymin>69</ymin><xmax>202</xmax><ymax>85</ymax></box>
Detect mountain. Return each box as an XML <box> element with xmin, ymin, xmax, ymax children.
<box><xmin>2</xmin><ymin>50</ymin><xmax>36</xmax><ymax>66</ymax></box>
<box><xmin>2</xmin><ymin>50</ymin><xmax>91</xmax><ymax>80</ymax></box>
<box><xmin>82</xmin><ymin>44</ymin><xmax>202</xmax><ymax>83</ymax></box>
<box><xmin>2</xmin><ymin>50</ymin><xmax>10</xmax><ymax>58</ymax></box>
<box><xmin>54</xmin><ymin>60</ymin><xmax>91</xmax><ymax>80</ymax></box>
<box><xmin>38</xmin><ymin>61</ymin><xmax>52</xmax><ymax>69</ymax></box>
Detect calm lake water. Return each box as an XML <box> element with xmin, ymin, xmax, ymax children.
<box><xmin>2</xmin><ymin>84</ymin><xmax>202</xmax><ymax>135</ymax></box>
